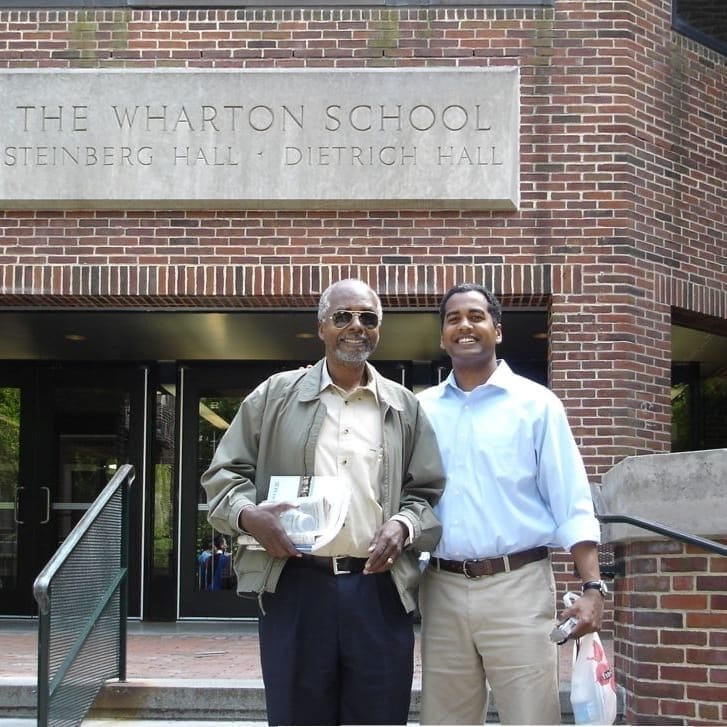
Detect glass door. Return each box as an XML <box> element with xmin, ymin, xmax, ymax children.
<box><xmin>0</xmin><ymin>364</ymin><xmax>147</xmax><ymax>617</ymax></box>
<box><xmin>0</xmin><ymin>370</ymin><xmax>34</xmax><ymax>613</ymax></box>
<box><xmin>178</xmin><ymin>362</ymin><xmax>308</xmax><ymax>618</ymax></box>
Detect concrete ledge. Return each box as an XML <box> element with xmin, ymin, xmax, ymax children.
<box><xmin>601</xmin><ymin>448</ymin><xmax>727</xmax><ymax>543</ymax></box>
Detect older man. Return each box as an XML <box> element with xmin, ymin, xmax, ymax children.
<box><xmin>202</xmin><ymin>278</ymin><xmax>445</xmax><ymax>726</ymax></box>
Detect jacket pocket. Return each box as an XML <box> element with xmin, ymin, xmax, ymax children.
<box><xmin>234</xmin><ymin>547</ymin><xmax>281</xmax><ymax>595</ymax></box>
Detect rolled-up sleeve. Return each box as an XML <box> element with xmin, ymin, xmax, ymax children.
<box><xmin>536</xmin><ymin>398</ymin><xmax>601</xmax><ymax>551</ymax></box>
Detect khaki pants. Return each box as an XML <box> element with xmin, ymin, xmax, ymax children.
<box><xmin>419</xmin><ymin>557</ymin><xmax>560</xmax><ymax>725</ymax></box>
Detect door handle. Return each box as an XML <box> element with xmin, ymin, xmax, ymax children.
<box><xmin>13</xmin><ymin>486</ymin><xmax>25</xmax><ymax>524</ymax></box>
<box><xmin>40</xmin><ymin>486</ymin><xmax>51</xmax><ymax>525</ymax></box>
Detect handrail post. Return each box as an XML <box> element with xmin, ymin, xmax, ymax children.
<box><xmin>37</xmin><ymin>605</ymin><xmax>50</xmax><ymax>727</ymax></box>
<box><xmin>119</xmin><ymin>469</ymin><xmax>130</xmax><ymax>682</ymax></box>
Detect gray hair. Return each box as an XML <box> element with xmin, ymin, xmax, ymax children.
<box><xmin>317</xmin><ymin>279</ymin><xmax>383</xmax><ymax>322</ymax></box>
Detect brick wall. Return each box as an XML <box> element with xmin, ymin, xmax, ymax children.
<box><xmin>1</xmin><ymin>2</ymin><xmax>724</xmax><ymax>485</ymax></box>
<box><xmin>613</xmin><ymin>539</ymin><xmax>727</xmax><ymax>725</ymax></box>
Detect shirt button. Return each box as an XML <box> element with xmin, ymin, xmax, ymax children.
<box><xmin>343</xmin><ymin>428</ymin><xmax>349</xmax><ymax>435</ymax></box>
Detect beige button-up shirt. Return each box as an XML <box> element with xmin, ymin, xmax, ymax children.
<box><xmin>313</xmin><ymin>365</ymin><xmax>384</xmax><ymax>557</ymax></box>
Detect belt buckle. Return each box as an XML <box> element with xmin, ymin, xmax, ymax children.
<box><xmin>462</xmin><ymin>558</ymin><xmax>492</xmax><ymax>579</ymax></box>
<box><xmin>332</xmin><ymin>556</ymin><xmax>351</xmax><ymax>575</ymax></box>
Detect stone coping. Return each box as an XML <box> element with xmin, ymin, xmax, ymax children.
<box><xmin>600</xmin><ymin>448</ymin><xmax>727</xmax><ymax>544</ymax></box>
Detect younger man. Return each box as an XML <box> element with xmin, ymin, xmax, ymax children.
<box><xmin>417</xmin><ymin>283</ymin><xmax>605</xmax><ymax>725</ymax></box>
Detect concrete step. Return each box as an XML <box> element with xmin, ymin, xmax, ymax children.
<box><xmin>0</xmin><ymin>677</ymin><xmax>616</xmax><ymax>724</ymax></box>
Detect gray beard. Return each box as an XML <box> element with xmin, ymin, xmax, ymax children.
<box><xmin>335</xmin><ymin>343</ymin><xmax>373</xmax><ymax>364</ymax></box>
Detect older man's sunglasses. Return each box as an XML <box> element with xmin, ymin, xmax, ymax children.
<box><xmin>329</xmin><ymin>310</ymin><xmax>380</xmax><ymax>329</ymax></box>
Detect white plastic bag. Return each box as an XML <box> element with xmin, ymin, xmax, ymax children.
<box><xmin>570</xmin><ymin>630</ymin><xmax>617</xmax><ymax>725</ymax></box>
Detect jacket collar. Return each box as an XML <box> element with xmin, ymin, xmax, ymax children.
<box><xmin>299</xmin><ymin>358</ymin><xmax>407</xmax><ymax>411</ymax></box>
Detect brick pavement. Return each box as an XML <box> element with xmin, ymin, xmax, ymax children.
<box><xmin>0</xmin><ymin>621</ymin><xmax>265</xmax><ymax>681</ymax></box>
<box><xmin>0</xmin><ymin>619</ymin><xmax>598</xmax><ymax>685</ymax></box>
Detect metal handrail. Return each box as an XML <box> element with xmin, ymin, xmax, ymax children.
<box><xmin>591</xmin><ymin>483</ymin><xmax>727</xmax><ymax>558</ymax></box>
<box><xmin>33</xmin><ymin>463</ymin><xmax>134</xmax><ymax>727</ymax></box>
<box><xmin>596</xmin><ymin>512</ymin><xmax>727</xmax><ymax>557</ymax></box>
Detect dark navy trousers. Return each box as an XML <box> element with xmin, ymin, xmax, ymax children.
<box><xmin>258</xmin><ymin>559</ymin><xmax>414</xmax><ymax>726</ymax></box>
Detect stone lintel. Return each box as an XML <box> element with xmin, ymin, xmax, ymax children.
<box><xmin>0</xmin><ymin>68</ymin><xmax>519</xmax><ymax>211</ymax></box>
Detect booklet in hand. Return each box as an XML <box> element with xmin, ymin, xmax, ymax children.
<box><xmin>237</xmin><ymin>475</ymin><xmax>350</xmax><ymax>553</ymax></box>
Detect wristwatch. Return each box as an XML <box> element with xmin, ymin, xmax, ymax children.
<box><xmin>582</xmin><ymin>579</ymin><xmax>608</xmax><ymax>597</ymax></box>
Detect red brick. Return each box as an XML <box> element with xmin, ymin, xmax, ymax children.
<box><xmin>661</xmin><ymin>630</ymin><xmax>708</xmax><ymax>647</ymax></box>
<box><xmin>636</xmin><ymin>681</ymin><xmax>685</xmax><ymax>699</ymax></box>
<box><xmin>698</xmin><ymin>703</ymin><xmax>721</xmax><ymax>721</ymax></box>
<box><xmin>660</xmin><ymin>665</ymin><xmax>708</xmax><ymax>683</ymax></box>
<box><xmin>629</xmin><ymin>557</ymin><xmax>658</xmax><ymax>574</ymax></box>
<box><xmin>660</xmin><ymin>594</ymin><xmax>709</xmax><ymax>611</ymax></box>
<box><xmin>657</xmin><ymin>700</ymin><xmax>696</xmax><ymax>718</ymax></box>
<box><xmin>671</xmin><ymin>575</ymin><xmax>696</xmax><ymax>591</ymax></box>
<box><xmin>632</xmin><ymin>645</ymin><xmax>685</xmax><ymax>665</ymax></box>
<box><xmin>697</xmin><ymin>576</ymin><xmax>727</xmax><ymax>591</ymax></box>
<box><xmin>633</xmin><ymin>611</ymin><xmax>683</xmax><ymax>628</ymax></box>
<box><xmin>661</xmin><ymin>556</ymin><xmax>708</xmax><ymax>572</ymax></box>
<box><xmin>630</xmin><ymin>575</ymin><xmax>672</xmax><ymax>592</ymax></box>
<box><xmin>686</xmin><ymin>683</ymin><xmax>727</xmax><ymax>702</ymax></box>
<box><xmin>686</xmin><ymin>648</ymin><xmax>727</xmax><ymax>666</ymax></box>
<box><xmin>687</xmin><ymin>613</ymin><xmax>727</xmax><ymax>630</ymax></box>
<box><xmin>625</xmin><ymin>660</ymin><xmax>660</xmax><ymax>682</ymax></box>
<box><xmin>711</xmin><ymin>555</ymin><xmax>727</xmax><ymax>573</ymax></box>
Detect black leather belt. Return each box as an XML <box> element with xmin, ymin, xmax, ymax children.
<box><xmin>288</xmin><ymin>553</ymin><xmax>368</xmax><ymax>575</ymax></box>
<box><xmin>431</xmin><ymin>546</ymin><xmax>549</xmax><ymax>579</ymax></box>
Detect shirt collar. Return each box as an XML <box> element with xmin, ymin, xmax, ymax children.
<box><xmin>445</xmin><ymin>359</ymin><xmax>514</xmax><ymax>394</ymax></box>
<box><xmin>320</xmin><ymin>361</ymin><xmax>379</xmax><ymax>401</ymax></box>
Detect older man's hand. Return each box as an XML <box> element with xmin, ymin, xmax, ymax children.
<box><xmin>239</xmin><ymin>502</ymin><xmax>302</xmax><ymax>559</ymax></box>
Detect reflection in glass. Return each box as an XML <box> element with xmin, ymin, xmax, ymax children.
<box><xmin>54</xmin><ymin>387</ymin><xmax>129</xmax><ymax>543</ymax></box>
<box><xmin>152</xmin><ymin>388</ymin><xmax>176</xmax><ymax>576</ymax></box>
<box><xmin>0</xmin><ymin>387</ymin><xmax>20</xmax><ymax>591</ymax></box>
<box><xmin>197</xmin><ymin>530</ymin><xmax>232</xmax><ymax>591</ymax></box>
<box><xmin>196</xmin><ymin>392</ymin><xmax>245</xmax><ymax>592</ymax></box>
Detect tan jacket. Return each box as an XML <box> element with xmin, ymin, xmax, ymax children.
<box><xmin>202</xmin><ymin>359</ymin><xmax>445</xmax><ymax>612</ymax></box>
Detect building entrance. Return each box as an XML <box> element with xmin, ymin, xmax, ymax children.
<box><xmin>0</xmin><ymin>363</ymin><xmax>147</xmax><ymax>617</ymax></box>
<box><xmin>0</xmin><ymin>310</ymin><xmax>548</xmax><ymax>621</ymax></box>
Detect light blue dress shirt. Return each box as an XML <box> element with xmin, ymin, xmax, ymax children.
<box><xmin>417</xmin><ymin>360</ymin><xmax>601</xmax><ymax>560</ymax></box>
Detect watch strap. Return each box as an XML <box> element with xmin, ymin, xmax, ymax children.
<box><xmin>582</xmin><ymin>579</ymin><xmax>607</xmax><ymax>596</ymax></box>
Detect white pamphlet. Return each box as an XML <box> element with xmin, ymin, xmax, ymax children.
<box><xmin>237</xmin><ymin>475</ymin><xmax>350</xmax><ymax>553</ymax></box>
